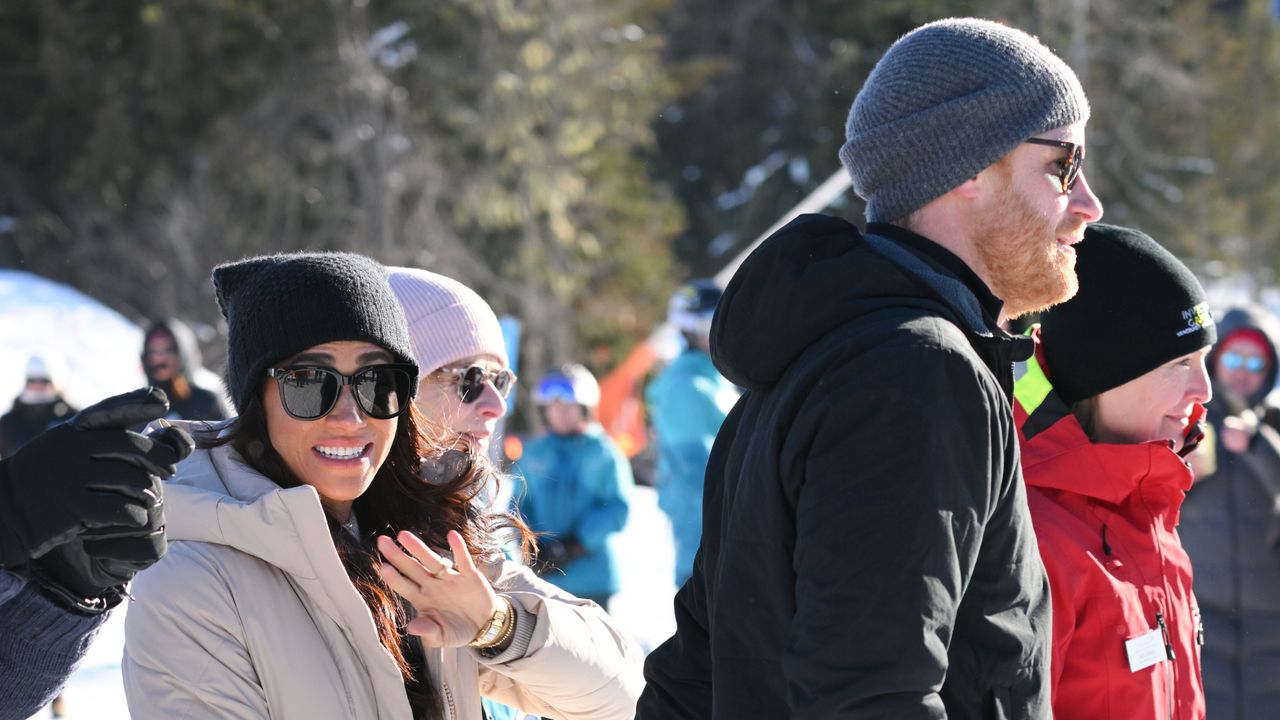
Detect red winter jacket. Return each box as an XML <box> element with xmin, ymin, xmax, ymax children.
<box><xmin>1014</xmin><ymin>346</ymin><xmax>1206</xmax><ymax>720</ymax></box>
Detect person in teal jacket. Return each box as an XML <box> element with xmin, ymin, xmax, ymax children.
<box><xmin>646</xmin><ymin>280</ymin><xmax>739</xmax><ymax>586</ymax></box>
<box><xmin>518</xmin><ymin>364</ymin><xmax>633</xmax><ymax>608</ymax></box>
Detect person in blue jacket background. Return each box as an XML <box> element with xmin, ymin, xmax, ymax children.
<box><xmin>518</xmin><ymin>364</ymin><xmax>633</xmax><ymax>609</ymax></box>
<box><xmin>645</xmin><ymin>280</ymin><xmax>739</xmax><ymax>586</ymax></box>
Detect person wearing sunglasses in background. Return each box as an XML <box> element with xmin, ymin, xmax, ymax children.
<box><xmin>639</xmin><ymin>17</ymin><xmax>1103</xmax><ymax>719</ymax></box>
<box><xmin>388</xmin><ymin>266</ymin><xmax>530</xmax><ymax>720</ymax></box>
<box><xmin>0</xmin><ymin>355</ymin><xmax>77</xmax><ymax>459</ymax></box>
<box><xmin>122</xmin><ymin>252</ymin><xmax>643</xmax><ymax>719</ymax></box>
<box><xmin>517</xmin><ymin>364</ymin><xmax>633</xmax><ymax>611</ymax></box>
<box><xmin>388</xmin><ymin>267</ymin><xmax>515</xmax><ymax>465</ymax></box>
<box><xmin>1180</xmin><ymin>304</ymin><xmax>1280</xmax><ymax>719</ymax></box>
<box><xmin>140</xmin><ymin>318</ymin><xmax>232</xmax><ymax>424</ymax></box>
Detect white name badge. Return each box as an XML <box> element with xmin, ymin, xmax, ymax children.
<box><xmin>1125</xmin><ymin>629</ymin><xmax>1167</xmax><ymax>672</ymax></box>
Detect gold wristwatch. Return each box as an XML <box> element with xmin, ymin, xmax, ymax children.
<box><xmin>468</xmin><ymin>596</ymin><xmax>514</xmax><ymax>650</ymax></box>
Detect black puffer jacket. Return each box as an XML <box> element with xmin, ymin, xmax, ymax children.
<box><xmin>1180</xmin><ymin>305</ymin><xmax>1280</xmax><ymax>719</ymax></box>
<box><xmin>0</xmin><ymin>395</ymin><xmax>75</xmax><ymax>458</ymax></box>
<box><xmin>637</xmin><ymin>214</ymin><xmax>1051</xmax><ymax>719</ymax></box>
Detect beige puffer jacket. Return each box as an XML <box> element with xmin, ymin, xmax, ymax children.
<box><xmin>122</xmin><ymin>441</ymin><xmax>644</xmax><ymax>719</ymax></box>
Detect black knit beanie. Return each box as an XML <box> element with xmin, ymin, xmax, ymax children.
<box><xmin>1040</xmin><ymin>224</ymin><xmax>1216</xmax><ymax>404</ymax></box>
<box><xmin>212</xmin><ymin>252</ymin><xmax>417</xmax><ymax>413</ymax></box>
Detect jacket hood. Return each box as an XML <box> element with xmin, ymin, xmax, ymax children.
<box><xmin>1015</xmin><ymin>339</ymin><xmax>1200</xmax><ymax>504</ymax></box>
<box><xmin>1207</xmin><ymin>304</ymin><xmax>1280</xmax><ymax>407</ymax></box>
<box><xmin>144</xmin><ymin>317</ymin><xmax>207</xmax><ymax>382</ymax></box>
<box><xmin>710</xmin><ymin>214</ymin><xmax>1011</xmax><ymax>390</ymax></box>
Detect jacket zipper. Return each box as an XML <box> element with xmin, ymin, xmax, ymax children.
<box><xmin>442</xmin><ymin>676</ymin><xmax>457</xmax><ymax>720</ymax></box>
<box><xmin>1156</xmin><ymin>609</ymin><xmax>1175</xmax><ymax>720</ymax></box>
<box><xmin>1141</xmin><ymin>477</ymin><xmax>1183</xmax><ymax>720</ymax></box>
<box><xmin>1193</xmin><ymin>605</ymin><xmax>1204</xmax><ymax>648</ymax></box>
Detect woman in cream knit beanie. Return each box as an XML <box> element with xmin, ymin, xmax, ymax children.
<box><xmin>387</xmin><ymin>267</ymin><xmax>513</xmax><ymax>456</ymax></box>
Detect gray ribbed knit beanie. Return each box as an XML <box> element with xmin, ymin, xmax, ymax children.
<box><xmin>212</xmin><ymin>252</ymin><xmax>416</xmax><ymax>413</ymax></box>
<box><xmin>840</xmin><ymin>17</ymin><xmax>1090</xmax><ymax>223</ymax></box>
<box><xmin>387</xmin><ymin>267</ymin><xmax>508</xmax><ymax>374</ymax></box>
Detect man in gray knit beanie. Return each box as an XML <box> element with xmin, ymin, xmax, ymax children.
<box><xmin>638</xmin><ymin>17</ymin><xmax>1103</xmax><ymax>720</ymax></box>
<box><xmin>840</xmin><ymin>16</ymin><xmax>1103</xmax><ymax>321</ymax></box>
<box><xmin>841</xmin><ymin>18</ymin><xmax>1090</xmax><ymax>225</ymax></box>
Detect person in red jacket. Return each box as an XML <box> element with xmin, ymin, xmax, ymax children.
<box><xmin>1014</xmin><ymin>223</ymin><xmax>1213</xmax><ymax>719</ymax></box>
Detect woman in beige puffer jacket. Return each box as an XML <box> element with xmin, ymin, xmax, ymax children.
<box><xmin>122</xmin><ymin>252</ymin><xmax>643</xmax><ymax>719</ymax></box>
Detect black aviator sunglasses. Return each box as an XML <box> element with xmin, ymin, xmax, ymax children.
<box><xmin>266</xmin><ymin>363</ymin><xmax>418</xmax><ymax>420</ymax></box>
<box><xmin>1024</xmin><ymin>137</ymin><xmax>1084</xmax><ymax>194</ymax></box>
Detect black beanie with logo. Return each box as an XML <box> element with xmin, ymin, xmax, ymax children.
<box><xmin>1040</xmin><ymin>223</ymin><xmax>1216</xmax><ymax>404</ymax></box>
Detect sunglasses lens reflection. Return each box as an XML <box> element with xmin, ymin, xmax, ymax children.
<box><xmin>459</xmin><ymin>366</ymin><xmax>487</xmax><ymax>403</ymax></box>
<box><xmin>492</xmin><ymin>370</ymin><xmax>513</xmax><ymax>395</ymax></box>
<box><xmin>1222</xmin><ymin>352</ymin><xmax>1267</xmax><ymax>374</ymax></box>
<box><xmin>354</xmin><ymin>367</ymin><xmax>411</xmax><ymax>418</ymax></box>
<box><xmin>277</xmin><ymin>366</ymin><xmax>411</xmax><ymax>420</ymax></box>
<box><xmin>280</xmin><ymin>369</ymin><xmax>339</xmax><ymax>419</ymax></box>
<box><xmin>454</xmin><ymin>366</ymin><xmax>515</xmax><ymax>404</ymax></box>
<box><xmin>1064</xmin><ymin>146</ymin><xmax>1083</xmax><ymax>192</ymax></box>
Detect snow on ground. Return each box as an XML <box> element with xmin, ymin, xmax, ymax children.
<box><xmin>27</xmin><ymin>485</ymin><xmax>680</xmax><ymax>719</ymax></box>
<box><xmin>0</xmin><ymin>270</ymin><xmax>145</xmax><ymax>415</ymax></box>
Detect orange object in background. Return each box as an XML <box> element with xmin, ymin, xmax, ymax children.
<box><xmin>596</xmin><ymin>339</ymin><xmax>658</xmax><ymax>458</ymax></box>
<box><xmin>503</xmin><ymin>434</ymin><xmax>524</xmax><ymax>463</ymax></box>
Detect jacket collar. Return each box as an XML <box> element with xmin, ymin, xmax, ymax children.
<box><xmin>164</xmin><ymin>444</ymin><xmax>335</xmax><ymax>578</ymax></box>
<box><xmin>866</xmin><ymin>222</ymin><xmax>1004</xmax><ymax>324</ymax></box>
<box><xmin>863</xmin><ymin>229</ymin><xmax>1033</xmax><ymax>395</ymax></box>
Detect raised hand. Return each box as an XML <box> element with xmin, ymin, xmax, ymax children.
<box><xmin>376</xmin><ymin>529</ymin><xmax>504</xmax><ymax>648</ymax></box>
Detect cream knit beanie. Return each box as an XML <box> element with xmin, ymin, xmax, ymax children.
<box><xmin>387</xmin><ymin>267</ymin><xmax>509</xmax><ymax>374</ymax></box>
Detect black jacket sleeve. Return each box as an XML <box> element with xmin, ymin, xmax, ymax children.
<box><xmin>636</xmin><ymin>403</ymin><xmax>749</xmax><ymax>719</ymax></box>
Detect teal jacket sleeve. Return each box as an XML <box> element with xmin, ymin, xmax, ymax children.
<box><xmin>574</xmin><ymin>438</ymin><xmax>633</xmax><ymax>552</ymax></box>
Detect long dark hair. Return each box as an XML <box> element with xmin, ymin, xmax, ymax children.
<box><xmin>202</xmin><ymin>386</ymin><xmax>532</xmax><ymax>719</ymax></box>
<box><xmin>1070</xmin><ymin>396</ymin><xmax>1100</xmax><ymax>442</ymax></box>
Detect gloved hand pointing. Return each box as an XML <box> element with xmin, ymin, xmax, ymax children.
<box><xmin>0</xmin><ymin>387</ymin><xmax>194</xmax><ymax>569</ymax></box>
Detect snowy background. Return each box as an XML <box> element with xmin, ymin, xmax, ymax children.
<box><xmin>4</xmin><ymin>269</ymin><xmax>678</xmax><ymax>719</ymax></box>
<box><xmin>0</xmin><ymin>270</ymin><xmax>146</xmax><ymax>415</ymax></box>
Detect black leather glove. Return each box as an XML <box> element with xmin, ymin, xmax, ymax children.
<box><xmin>0</xmin><ymin>387</ymin><xmax>193</xmax><ymax>568</ymax></box>
<box><xmin>532</xmin><ymin>533</ymin><xmax>585</xmax><ymax>577</ymax></box>
<box><xmin>24</xmin><ymin>499</ymin><xmax>168</xmax><ymax>614</ymax></box>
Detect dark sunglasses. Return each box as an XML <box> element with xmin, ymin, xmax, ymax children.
<box><xmin>1024</xmin><ymin>137</ymin><xmax>1084</xmax><ymax>194</ymax></box>
<box><xmin>266</xmin><ymin>363</ymin><xmax>418</xmax><ymax>420</ymax></box>
<box><xmin>1220</xmin><ymin>351</ymin><xmax>1267</xmax><ymax>374</ymax></box>
<box><xmin>437</xmin><ymin>365</ymin><xmax>516</xmax><ymax>404</ymax></box>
